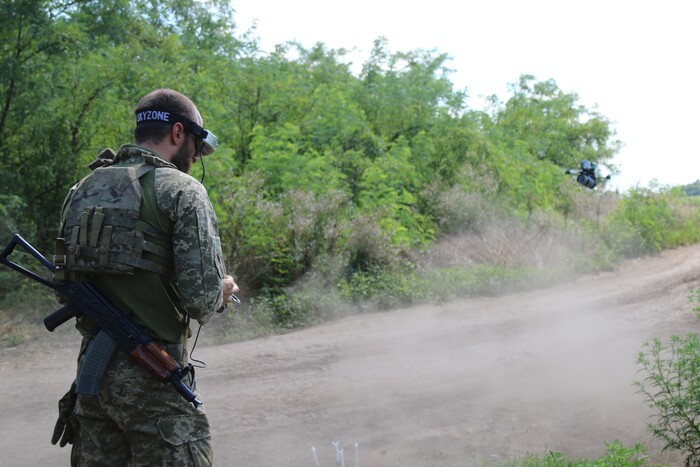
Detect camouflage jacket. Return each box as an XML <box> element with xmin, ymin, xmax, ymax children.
<box><xmin>60</xmin><ymin>145</ymin><xmax>225</xmax><ymax>342</ymax></box>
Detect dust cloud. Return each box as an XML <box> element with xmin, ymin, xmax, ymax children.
<box><xmin>3</xmin><ymin>245</ymin><xmax>699</xmax><ymax>466</ymax></box>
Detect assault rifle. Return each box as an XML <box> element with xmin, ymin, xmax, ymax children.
<box><xmin>0</xmin><ymin>233</ymin><xmax>202</xmax><ymax>407</ymax></box>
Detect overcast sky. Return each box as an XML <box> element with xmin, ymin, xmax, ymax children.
<box><xmin>232</xmin><ymin>0</ymin><xmax>698</xmax><ymax>191</ymax></box>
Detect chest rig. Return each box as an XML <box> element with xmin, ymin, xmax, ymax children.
<box><xmin>55</xmin><ymin>150</ymin><xmax>174</xmax><ymax>280</ymax></box>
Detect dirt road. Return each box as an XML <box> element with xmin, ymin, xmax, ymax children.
<box><xmin>3</xmin><ymin>244</ymin><xmax>699</xmax><ymax>466</ymax></box>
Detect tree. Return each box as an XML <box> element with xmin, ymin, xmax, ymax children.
<box><xmin>358</xmin><ymin>38</ymin><xmax>466</xmax><ymax>141</ymax></box>
<box><xmin>482</xmin><ymin>75</ymin><xmax>620</xmax><ymax>216</ymax></box>
<box><xmin>0</xmin><ymin>0</ymin><xmax>240</xmax><ymax>247</ymax></box>
<box><xmin>0</xmin><ymin>1</ymin><xmax>625</xmax><ymax>297</ymax></box>
<box><xmin>490</xmin><ymin>75</ymin><xmax>620</xmax><ymax>169</ymax></box>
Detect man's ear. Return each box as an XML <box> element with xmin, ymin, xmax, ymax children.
<box><xmin>171</xmin><ymin>122</ymin><xmax>186</xmax><ymax>145</ymax></box>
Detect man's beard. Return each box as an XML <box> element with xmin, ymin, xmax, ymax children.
<box><xmin>171</xmin><ymin>136</ymin><xmax>193</xmax><ymax>173</ymax></box>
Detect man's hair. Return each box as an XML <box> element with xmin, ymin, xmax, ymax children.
<box><xmin>134</xmin><ymin>89</ymin><xmax>197</xmax><ymax>145</ymax></box>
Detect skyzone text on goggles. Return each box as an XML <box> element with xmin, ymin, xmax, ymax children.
<box><xmin>135</xmin><ymin>108</ymin><xmax>218</xmax><ymax>156</ymax></box>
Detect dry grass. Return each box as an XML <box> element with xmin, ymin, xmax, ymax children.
<box><xmin>0</xmin><ymin>311</ymin><xmax>32</xmax><ymax>347</ymax></box>
<box><xmin>420</xmin><ymin>210</ymin><xmax>592</xmax><ymax>272</ymax></box>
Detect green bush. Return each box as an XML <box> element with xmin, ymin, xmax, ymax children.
<box><xmin>0</xmin><ymin>195</ymin><xmax>24</xmax><ymax>243</ymax></box>
<box><xmin>423</xmin><ymin>264</ymin><xmax>531</xmax><ymax>299</ymax></box>
<box><xmin>636</xmin><ymin>334</ymin><xmax>700</xmax><ymax>465</ymax></box>
<box><xmin>249</xmin><ymin>287</ymin><xmax>347</xmax><ymax>331</ymax></box>
<box><xmin>250</xmin><ymin>290</ymin><xmax>315</xmax><ymax>330</ymax></box>
<box><xmin>609</xmin><ymin>188</ymin><xmax>700</xmax><ymax>256</ymax></box>
<box><xmin>505</xmin><ymin>440</ymin><xmax>649</xmax><ymax>466</ymax></box>
<box><xmin>340</xmin><ymin>265</ymin><xmax>420</xmax><ymax>309</ymax></box>
<box><xmin>690</xmin><ymin>289</ymin><xmax>700</xmax><ymax>318</ymax></box>
<box><xmin>339</xmin><ymin>262</ymin><xmax>536</xmax><ymax>311</ymax></box>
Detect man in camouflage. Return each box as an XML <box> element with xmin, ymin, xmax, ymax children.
<box><xmin>52</xmin><ymin>89</ymin><xmax>237</xmax><ymax>466</ymax></box>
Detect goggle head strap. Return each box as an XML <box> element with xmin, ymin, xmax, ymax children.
<box><xmin>135</xmin><ymin>108</ymin><xmax>218</xmax><ymax>156</ymax></box>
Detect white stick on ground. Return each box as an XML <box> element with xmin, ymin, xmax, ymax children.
<box><xmin>311</xmin><ymin>446</ymin><xmax>320</xmax><ymax>467</ymax></box>
<box><xmin>333</xmin><ymin>441</ymin><xmax>341</xmax><ymax>465</ymax></box>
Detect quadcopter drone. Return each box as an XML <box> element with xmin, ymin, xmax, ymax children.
<box><xmin>564</xmin><ymin>159</ymin><xmax>611</xmax><ymax>189</ymax></box>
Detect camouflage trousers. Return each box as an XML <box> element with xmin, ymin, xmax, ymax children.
<box><xmin>71</xmin><ymin>345</ymin><xmax>213</xmax><ymax>466</ymax></box>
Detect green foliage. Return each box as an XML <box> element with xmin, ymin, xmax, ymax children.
<box><xmin>490</xmin><ymin>75</ymin><xmax>620</xmax><ymax>169</ymax></box>
<box><xmin>215</xmin><ymin>173</ymin><xmax>351</xmax><ymax>291</ymax></box>
<box><xmin>0</xmin><ymin>195</ymin><xmax>24</xmax><ymax>243</ymax></box>
<box><xmin>339</xmin><ymin>263</ymin><xmax>533</xmax><ymax>312</ymax></box>
<box><xmin>505</xmin><ymin>440</ymin><xmax>650</xmax><ymax>466</ymax></box>
<box><xmin>250</xmin><ymin>289</ymin><xmax>323</xmax><ymax>330</ymax></box>
<box><xmin>481</xmin><ymin>75</ymin><xmax>621</xmax><ymax>217</ymax></box>
<box><xmin>2</xmin><ymin>0</ymin><xmax>623</xmax><ymax>257</ymax></box>
<box><xmin>636</xmin><ymin>334</ymin><xmax>700</xmax><ymax>465</ymax></box>
<box><xmin>340</xmin><ymin>265</ymin><xmax>420</xmax><ymax>309</ymax></box>
<box><xmin>247</xmin><ymin>123</ymin><xmax>346</xmax><ymax>197</ymax></box>
<box><xmin>356</xmin><ymin>137</ymin><xmax>434</xmax><ymax>247</ymax></box>
<box><xmin>608</xmin><ymin>187</ymin><xmax>700</xmax><ymax>256</ymax></box>
<box><xmin>359</xmin><ymin>37</ymin><xmax>465</xmax><ymax>141</ymax></box>
<box><xmin>424</xmin><ymin>264</ymin><xmax>532</xmax><ymax>299</ymax></box>
<box><xmin>689</xmin><ymin>289</ymin><xmax>700</xmax><ymax>318</ymax></box>
<box><xmin>8</xmin><ymin>0</ymin><xmax>698</xmax><ymax>344</ymax></box>
<box><xmin>681</xmin><ymin>180</ymin><xmax>700</xmax><ymax>197</ymax></box>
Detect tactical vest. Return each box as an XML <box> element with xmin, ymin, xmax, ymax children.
<box><xmin>55</xmin><ymin>154</ymin><xmax>174</xmax><ymax>280</ymax></box>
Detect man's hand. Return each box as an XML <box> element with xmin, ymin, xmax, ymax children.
<box><xmin>51</xmin><ymin>383</ymin><xmax>78</xmax><ymax>447</ymax></box>
<box><xmin>222</xmin><ymin>275</ymin><xmax>239</xmax><ymax>305</ymax></box>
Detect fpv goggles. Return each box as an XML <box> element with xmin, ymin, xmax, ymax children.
<box><xmin>135</xmin><ymin>108</ymin><xmax>218</xmax><ymax>156</ymax></box>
